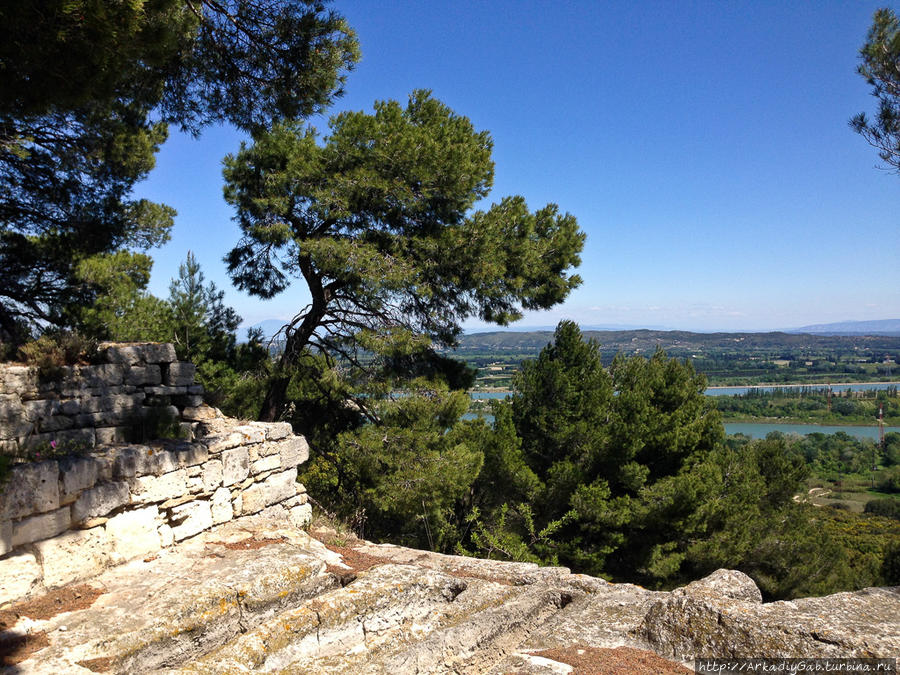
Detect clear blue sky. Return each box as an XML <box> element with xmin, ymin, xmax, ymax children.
<box><xmin>134</xmin><ymin>0</ymin><xmax>899</xmax><ymax>334</ymax></box>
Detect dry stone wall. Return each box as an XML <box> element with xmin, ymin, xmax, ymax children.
<box><xmin>0</xmin><ymin>342</ymin><xmax>206</xmax><ymax>454</ymax></box>
<box><xmin>0</xmin><ymin>344</ymin><xmax>313</xmax><ymax>605</ymax></box>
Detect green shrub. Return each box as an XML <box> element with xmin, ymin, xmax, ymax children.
<box><xmin>18</xmin><ymin>332</ymin><xmax>97</xmax><ymax>379</ymax></box>
<box><xmin>878</xmin><ymin>466</ymin><xmax>900</xmax><ymax>493</ymax></box>
<box><xmin>18</xmin><ymin>335</ymin><xmax>67</xmax><ymax>379</ymax></box>
<box><xmin>864</xmin><ymin>498</ymin><xmax>900</xmax><ymax>520</ymax></box>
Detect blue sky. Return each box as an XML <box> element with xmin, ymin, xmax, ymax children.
<box><xmin>134</xmin><ymin>1</ymin><xmax>899</xmax><ymax>334</ymax></box>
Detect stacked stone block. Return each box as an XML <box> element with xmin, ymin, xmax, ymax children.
<box><xmin>0</xmin><ymin>343</ymin><xmax>314</xmax><ymax>605</ymax></box>
<box><xmin>0</xmin><ymin>342</ymin><xmax>204</xmax><ymax>455</ymax></box>
<box><xmin>0</xmin><ymin>417</ymin><xmax>312</xmax><ymax>604</ymax></box>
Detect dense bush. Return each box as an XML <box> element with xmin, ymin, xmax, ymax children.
<box><xmin>865</xmin><ymin>498</ymin><xmax>900</xmax><ymax>520</ymax></box>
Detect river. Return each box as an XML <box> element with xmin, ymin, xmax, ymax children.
<box><xmin>468</xmin><ymin>386</ymin><xmax>900</xmax><ymax>440</ymax></box>
<box><xmin>470</xmin><ymin>382</ymin><xmax>900</xmax><ymax>400</ymax></box>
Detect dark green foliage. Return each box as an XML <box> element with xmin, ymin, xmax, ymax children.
<box><xmin>18</xmin><ymin>332</ymin><xmax>98</xmax><ymax>379</ymax></box>
<box><xmin>470</xmin><ymin>321</ymin><xmax>730</xmax><ymax>585</ymax></box>
<box><xmin>223</xmin><ymin>91</ymin><xmax>584</xmax><ymax>420</ymax></box>
<box><xmin>851</xmin><ymin>8</ymin><xmax>900</xmax><ymax>172</ymax></box>
<box><xmin>879</xmin><ymin>466</ymin><xmax>900</xmax><ymax>492</ymax></box>
<box><xmin>865</xmin><ymin>498</ymin><xmax>900</xmax><ymax>519</ymax></box>
<box><xmin>0</xmin><ymin>0</ymin><xmax>358</xmax><ymax>339</ymax></box>
<box><xmin>298</xmin><ymin>370</ymin><xmax>484</xmax><ymax>549</ymax></box>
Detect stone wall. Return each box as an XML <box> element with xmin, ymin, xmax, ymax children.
<box><xmin>0</xmin><ymin>342</ymin><xmax>207</xmax><ymax>455</ymax></box>
<box><xmin>0</xmin><ymin>344</ymin><xmax>313</xmax><ymax>605</ymax></box>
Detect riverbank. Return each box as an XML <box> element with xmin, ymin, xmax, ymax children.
<box><xmin>707</xmin><ymin>380</ymin><xmax>900</xmax><ymax>391</ymax></box>
<box><xmin>721</xmin><ymin>415</ymin><xmax>900</xmax><ymax>426</ymax></box>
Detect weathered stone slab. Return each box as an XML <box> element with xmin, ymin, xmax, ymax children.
<box><xmin>202</xmin><ymin>460</ymin><xmax>223</xmax><ymax>492</ymax></box>
<box><xmin>182</xmin><ymin>404</ymin><xmax>218</xmax><ymax>421</ymax></box>
<box><xmin>106</xmin><ymin>504</ymin><xmax>160</xmax><ymax>562</ymax></box>
<box><xmin>279</xmin><ymin>436</ymin><xmax>309</xmax><ymax>469</ymax></box>
<box><xmin>143</xmin><ymin>386</ymin><xmax>188</xmax><ymax>399</ymax></box>
<box><xmin>132</xmin><ymin>469</ymin><xmax>188</xmax><ymax>504</ymax></box>
<box><xmin>251</xmin><ymin>454</ymin><xmax>280</xmax><ymax>475</ymax></box>
<box><xmin>1</xmin><ymin>365</ymin><xmax>37</xmax><ymax>392</ymax></box>
<box><xmin>58</xmin><ymin>456</ymin><xmax>100</xmax><ymax>505</ymax></box>
<box><xmin>177</xmin><ymin>443</ymin><xmax>208</xmax><ymax>468</ymax></box>
<box><xmin>203</xmin><ymin>431</ymin><xmax>244</xmax><ymax>454</ymax></box>
<box><xmin>125</xmin><ymin>365</ymin><xmax>162</xmax><ymax>386</ymax></box>
<box><xmin>95</xmin><ymin>426</ymin><xmax>130</xmax><ymax>445</ymax></box>
<box><xmin>288</xmin><ymin>503</ymin><xmax>312</xmax><ymax>528</ymax></box>
<box><xmin>241</xmin><ymin>468</ymin><xmax>297</xmax><ymax>515</ymax></box>
<box><xmin>11</xmin><ymin>506</ymin><xmax>71</xmax><ymax>546</ymax></box>
<box><xmin>38</xmin><ymin>414</ymin><xmax>75</xmax><ymax>432</ymax></box>
<box><xmin>165</xmin><ymin>362</ymin><xmax>197</xmax><ymax>386</ymax></box>
<box><xmin>257</xmin><ymin>440</ymin><xmax>281</xmax><ymax>457</ymax></box>
<box><xmin>0</xmin><ymin>550</ymin><xmax>42</xmax><ymax>604</ymax></box>
<box><xmin>222</xmin><ymin>447</ymin><xmax>250</xmax><ymax>486</ymax></box>
<box><xmin>23</xmin><ymin>398</ymin><xmax>59</xmax><ymax>421</ymax></box>
<box><xmin>211</xmin><ymin>487</ymin><xmax>233</xmax><ymax>525</ymax></box>
<box><xmin>169</xmin><ymin>500</ymin><xmax>213</xmax><ymax>541</ymax></box>
<box><xmin>35</xmin><ymin>526</ymin><xmax>109</xmax><ymax>588</ymax></box>
<box><xmin>72</xmin><ymin>481</ymin><xmax>130</xmax><ymax>523</ymax></box>
<box><xmin>80</xmin><ymin>392</ymin><xmax>145</xmax><ymax>414</ymax></box>
<box><xmin>261</xmin><ymin>421</ymin><xmax>293</xmax><ymax>441</ymax></box>
<box><xmin>233</xmin><ymin>424</ymin><xmax>266</xmax><ymax>445</ymax></box>
<box><xmin>0</xmin><ymin>417</ymin><xmax>33</xmax><ymax>440</ymax></box>
<box><xmin>113</xmin><ymin>445</ymin><xmax>178</xmax><ymax>478</ymax></box>
<box><xmin>0</xmin><ymin>460</ymin><xmax>60</xmax><ymax>520</ymax></box>
<box><xmin>0</xmin><ymin>519</ymin><xmax>11</xmax><ymax>556</ymax></box>
<box><xmin>100</xmin><ymin>342</ymin><xmax>176</xmax><ymax>365</ymax></box>
<box><xmin>79</xmin><ymin>364</ymin><xmax>125</xmax><ymax>387</ymax></box>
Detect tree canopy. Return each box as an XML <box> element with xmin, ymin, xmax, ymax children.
<box><xmin>223</xmin><ymin>90</ymin><xmax>585</xmax><ymax>419</ymax></box>
<box><xmin>0</xmin><ymin>0</ymin><xmax>358</xmax><ymax>341</ymax></box>
<box><xmin>851</xmin><ymin>7</ymin><xmax>900</xmax><ymax>172</ymax></box>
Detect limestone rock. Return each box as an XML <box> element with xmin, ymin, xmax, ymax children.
<box><xmin>182</xmin><ymin>404</ymin><xmax>219</xmax><ymax>421</ymax></box>
<box><xmin>11</xmin><ymin>506</ymin><xmax>70</xmax><ymax>546</ymax></box>
<box><xmin>166</xmin><ymin>362</ymin><xmax>197</xmax><ymax>386</ymax></box>
<box><xmin>0</xmin><ymin>519</ymin><xmax>10</xmax><ymax>555</ymax></box>
<box><xmin>0</xmin><ymin>460</ymin><xmax>60</xmax><ymax>520</ymax></box>
<box><xmin>221</xmin><ymin>447</ymin><xmax>250</xmax><ymax>486</ymax></box>
<box><xmin>0</xmin><ymin>550</ymin><xmax>42</xmax><ymax>604</ymax></box>
<box><xmin>106</xmin><ymin>505</ymin><xmax>160</xmax><ymax>561</ymax></box>
<box><xmin>241</xmin><ymin>468</ymin><xmax>297</xmax><ymax>515</ymax></box>
<box><xmin>675</xmin><ymin>568</ymin><xmax>762</xmax><ymax>604</ymax></box>
<box><xmin>638</xmin><ymin>585</ymin><xmax>900</xmax><ymax>659</ymax></box>
<box><xmin>288</xmin><ymin>503</ymin><xmax>312</xmax><ymax>528</ymax></box>
<box><xmin>35</xmin><ymin>526</ymin><xmax>109</xmax><ymax>588</ymax></box>
<box><xmin>125</xmin><ymin>365</ymin><xmax>162</xmax><ymax>386</ymax></box>
<box><xmin>94</xmin><ymin>426</ymin><xmax>130</xmax><ymax>445</ymax></box>
<box><xmin>201</xmin><ymin>459</ymin><xmax>223</xmax><ymax>492</ymax></box>
<box><xmin>278</xmin><ymin>435</ymin><xmax>309</xmax><ymax>469</ymax></box>
<box><xmin>169</xmin><ymin>500</ymin><xmax>214</xmax><ymax>541</ymax></box>
<box><xmin>211</xmin><ymin>487</ymin><xmax>233</xmax><ymax>525</ymax></box>
<box><xmin>233</xmin><ymin>424</ymin><xmax>267</xmax><ymax>445</ymax></box>
<box><xmin>131</xmin><ymin>469</ymin><xmax>188</xmax><ymax>504</ymax></box>
<box><xmin>72</xmin><ymin>481</ymin><xmax>130</xmax><ymax>523</ymax></box>
<box><xmin>100</xmin><ymin>342</ymin><xmax>176</xmax><ymax>365</ymax></box>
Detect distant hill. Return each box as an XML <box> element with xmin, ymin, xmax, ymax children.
<box><xmin>457</xmin><ymin>328</ymin><xmax>900</xmax><ymax>355</ymax></box>
<box><xmin>790</xmin><ymin>319</ymin><xmax>900</xmax><ymax>336</ymax></box>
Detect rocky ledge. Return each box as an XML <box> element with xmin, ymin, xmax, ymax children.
<box><xmin>1</xmin><ymin>512</ymin><xmax>896</xmax><ymax>673</ymax></box>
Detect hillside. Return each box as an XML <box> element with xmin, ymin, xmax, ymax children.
<box><xmin>457</xmin><ymin>329</ymin><xmax>900</xmax><ymax>355</ymax></box>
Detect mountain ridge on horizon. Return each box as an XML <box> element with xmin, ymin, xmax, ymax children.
<box><xmin>243</xmin><ymin>318</ymin><xmax>900</xmax><ymax>340</ymax></box>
